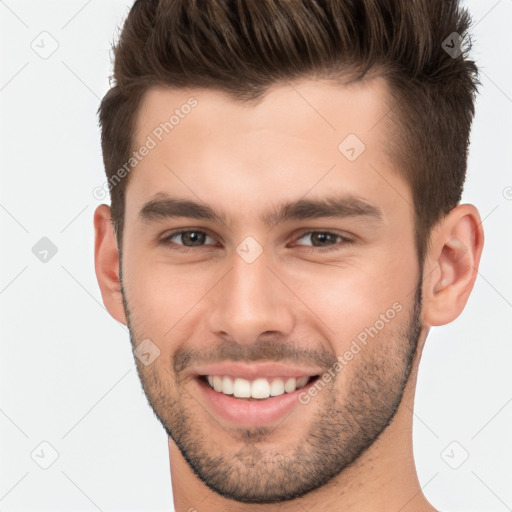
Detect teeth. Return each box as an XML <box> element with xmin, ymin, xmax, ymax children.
<box><xmin>213</xmin><ymin>376</ymin><xmax>223</xmax><ymax>392</ymax></box>
<box><xmin>222</xmin><ymin>376</ymin><xmax>234</xmax><ymax>395</ymax></box>
<box><xmin>270</xmin><ymin>378</ymin><xmax>285</xmax><ymax>396</ymax></box>
<box><xmin>284</xmin><ymin>377</ymin><xmax>296</xmax><ymax>393</ymax></box>
<box><xmin>233</xmin><ymin>378</ymin><xmax>251</xmax><ymax>398</ymax></box>
<box><xmin>296</xmin><ymin>376</ymin><xmax>309</xmax><ymax>388</ymax></box>
<box><xmin>205</xmin><ymin>375</ymin><xmax>311</xmax><ymax>399</ymax></box>
<box><xmin>251</xmin><ymin>378</ymin><xmax>270</xmax><ymax>399</ymax></box>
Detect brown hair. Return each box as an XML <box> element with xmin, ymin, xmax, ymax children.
<box><xmin>98</xmin><ymin>0</ymin><xmax>480</xmax><ymax>264</ymax></box>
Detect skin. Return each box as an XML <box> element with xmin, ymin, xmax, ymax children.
<box><xmin>94</xmin><ymin>77</ymin><xmax>484</xmax><ymax>512</ymax></box>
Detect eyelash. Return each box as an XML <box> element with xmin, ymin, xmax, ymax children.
<box><xmin>160</xmin><ymin>229</ymin><xmax>354</xmax><ymax>254</ymax></box>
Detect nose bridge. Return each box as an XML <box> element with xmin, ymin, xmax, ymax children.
<box><xmin>206</xmin><ymin>244</ymin><xmax>295</xmax><ymax>343</ymax></box>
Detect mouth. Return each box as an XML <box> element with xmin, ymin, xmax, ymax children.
<box><xmin>193</xmin><ymin>371</ymin><xmax>322</xmax><ymax>427</ymax></box>
<box><xmin>198</xmin><ymin>374</ymin><xmax>320</xmax><ymax>400</ymax></box>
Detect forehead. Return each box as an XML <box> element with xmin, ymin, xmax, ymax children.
<box><xmin>127</xmin><ymin>77</ymin><xmax>406</xmax><ymax>225</ymax></box>
<box><xmin>134</xmin><ymin>77</ymin><xmax>393</xmax><ymax>149</ymax></box>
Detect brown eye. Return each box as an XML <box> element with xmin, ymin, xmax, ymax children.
<box><xmin>294</xmin><ymin>231</ymin><xmax>353</xmax><ymax>253</ymax></box>
<box><xmin>161</xmin><ymin>230</ymin><xmax>216</xmax><ymax>252</ymax></box>
<box><xmin>172</xmin><ymin>231</ymin><xmax>207</xmax><ymax>246</ymax></box>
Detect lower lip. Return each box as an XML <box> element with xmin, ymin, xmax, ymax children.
<box><xmin>194</xmin><ymin>377</ymin><xmax>317</xmax><ymax>428</ymax></box>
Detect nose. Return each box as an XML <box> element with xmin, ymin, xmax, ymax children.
<box><xmin>205</xmin><ymin>247</ymin><xmax>296</xmax><ymax>345</ymax></box>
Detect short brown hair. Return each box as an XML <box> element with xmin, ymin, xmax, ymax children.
<box><xmin>98</xmin><ymin>0</ymin><xmax>480</xmax><ymax>263</ymax></box>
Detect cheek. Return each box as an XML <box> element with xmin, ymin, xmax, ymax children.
<box><xmin>123</xmin><ymin>255</ymin><xmax>208</xmax><ymax>341</ymax></box>
<box><xmin>283</xmin><ymin>249</ymin><xmax>417</xmax><ymax>353</ymax></box>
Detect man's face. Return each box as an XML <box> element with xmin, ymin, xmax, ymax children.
<box><xmin>120</xmin><ymin>78</ymin><xmax>423</xmax><ymax>503</ymax></box>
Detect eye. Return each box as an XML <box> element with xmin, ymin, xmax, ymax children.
<box><xmin>292</xmin><ymin>230</ymin><xmax>354</xmax><ymax>253</ymax></box>
<box><xmin>161</xmin><ymin>229</ymin><xmax>216</xmax><ymax>253</ymax></box>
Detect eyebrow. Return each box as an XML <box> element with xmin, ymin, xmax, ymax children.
<box><xmin>138</xmin><ymin>193</ymin><xmax>383</xmax><ymax>227</ymax></box>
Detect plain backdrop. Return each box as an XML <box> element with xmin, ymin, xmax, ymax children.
<box><xmin>0</xmin><ymin>1</ymin><xmax>511</xmax><ymax>510</ymax></box>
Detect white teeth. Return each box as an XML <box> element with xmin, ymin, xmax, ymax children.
<box><xmin>284</xmin><ymin>377</ymin><xmax>296</xmax><ymax>393</ymax></box>
<box><xmin>269</xmin><ymin>378</ymin><xmax>285</xmax><ymax>396</ymax></box>
<box><xmin>233</xmin><ymin>378</ymin><xmax>251</xmax><ymax>398</ymax></box>
<box><xmin>205</xmin><ymin>375</ymin><xmax>311</xmax><ymax>399</ymax></box>
<box><xmin>213</xmin><ymin>376</ymin><xmax>223</xmax><ymax>392</ymax></box>
<box><xmin>222</xmin><ymin>376</ymin><xmax>234</xmax><ymax>395</ymax></box>
<box><xmin>251</xmin><ymin>378</ymin><xmax>270</xmax><ymax>399</ymax></box>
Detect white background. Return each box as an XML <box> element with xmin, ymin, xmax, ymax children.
<box><xmin>0</xmin><ymin>1</ymin><xmax>511</xmax><ymax>510</ymax></box>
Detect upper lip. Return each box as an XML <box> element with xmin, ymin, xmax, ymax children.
<box><xmin>193</xmin><ymin>362</ymin><xmax>322</xmax><ymax>380</ymax></box>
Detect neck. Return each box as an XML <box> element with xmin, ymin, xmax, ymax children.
<box><xmin>168</xmin><ymin>331</ymin><xmax>437</xmax><ymax>512</ymax></box>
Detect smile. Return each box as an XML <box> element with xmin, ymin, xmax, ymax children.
<box><xmin>202</xmin><ymin>375</ymin><xmax>317</xmax><ymax>399</ymax></box>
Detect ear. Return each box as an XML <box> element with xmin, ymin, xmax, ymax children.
<box><xmin>422</xmin><ymin>204</ymin><xmax>484</xmax><ymax>326</ymax></box>
<box><xmin>93</xmin><ymin>204</ymin><xmax>127</xmax><ymax>325</ymax></box>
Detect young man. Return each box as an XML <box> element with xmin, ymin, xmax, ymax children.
<box><xmin>94</xmin><ymin>1</ymin><xmax>484</xmax><ymax>510</ymax></box>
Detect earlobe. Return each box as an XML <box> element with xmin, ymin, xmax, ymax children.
<box><xmin>422</xmin><ymin>204</ymin><xmax>484</xmax><ymax>327</ymax></box>
<box><xmin>93</xmin><ymin>204</ymin><xmax>127</xmax><ymax>326</ymax></box>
